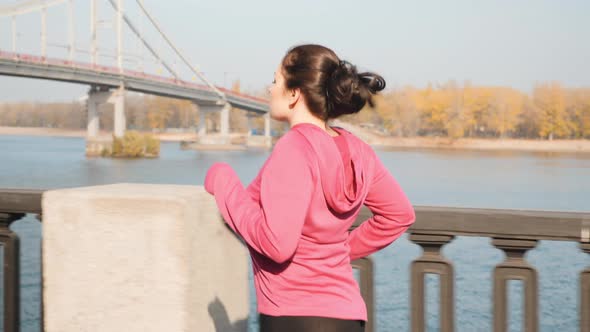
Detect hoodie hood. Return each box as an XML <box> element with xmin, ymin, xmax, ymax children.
<box><xmin>291</xmin><ymin>123</ymin><xmax>373</xmax><ymax>215</ymax></box>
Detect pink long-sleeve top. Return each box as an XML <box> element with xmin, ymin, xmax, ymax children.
<box><xmin>204</xmin><ymin>122</ymin><xmax>415</xmax><ymax>321</ymax></box>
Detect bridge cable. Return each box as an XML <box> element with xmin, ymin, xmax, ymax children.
<box><xmin>105</xmin><ymin>0</ymin><xmax>181</xmax><ymax>81</ymax></box>
<box><xmin>133</xmin><ymin>0</ymin><xmax>227</xmax><ymax>101</ymax></box>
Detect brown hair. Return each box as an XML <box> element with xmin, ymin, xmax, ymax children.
<box><xmin>281</xmin><ymin>44</ymin><xmax>385</xmax><ymax>120</ymax></box>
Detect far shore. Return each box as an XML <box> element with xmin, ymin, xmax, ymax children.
<box><xmin>0</xmin><ymin>126</ymin><xmax>198</xmax><ymax>142</ymax></box>
<box><xmin>371</xmin><ymin>136</ymin><xmax>590</xmax><ymax>154</ymax></box>
<box><xmin>1</xmin><ymin>126</ymin><xmax>589</xmax><ymax>154</ymax></box>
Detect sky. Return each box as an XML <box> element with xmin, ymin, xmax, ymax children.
<box><xmin>0</xmin><ymin>0</ymin><xmax>589</xmax><ymax>102</ymax></box>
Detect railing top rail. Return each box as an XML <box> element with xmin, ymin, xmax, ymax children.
<box><xmin>357</xmin><ymin>205</ymin><xmax>590</xmax><ymax>243</ymax></box>
<box><xmin>0</xmin><ymin>189</ymin><xmax>44</xmax><ymax>214</ymax></box>
<box><xmin>1</xmin><ymin>188</ymin><xmax>588</xmax><ymax>243</ymax></box>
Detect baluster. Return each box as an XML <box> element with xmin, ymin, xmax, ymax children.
<box><xmin>0</xmin><ymin>212</ymin><xmax>25</xmax><ymax>332</ymax></box>
<box><xmin>581</xmin><ymin>241</ymin><xmax>590</xmax><ymax>332</ymax></box>
<box><xmin>409</xmin><ymin>233</ymin><xmax>455</xmax><ymax>332</ymax></box>
<box><xmin>492</xmin><ymin>238</ymin><xmax>538</xmax><ymax>332</ymax></box>
<box><xmin>352</xmin><ymin>257</ymin><xmax>374</xmax><ymax>332</ymax></box>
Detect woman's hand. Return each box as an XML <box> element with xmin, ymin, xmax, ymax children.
<box><xmin>204</xmin><ymin>162</ymin><xmax>232</xmax><ymax>195</ymax></box>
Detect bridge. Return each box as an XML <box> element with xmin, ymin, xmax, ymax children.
<box><xmin>0</xmin><ymin>0</ymin><xmax>272</xmax><ymax>153</ymax></box>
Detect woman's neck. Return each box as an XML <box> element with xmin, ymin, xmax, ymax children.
<box><xmin>287</xmin><ymin>104</ymin><xmax>339</xmax><ymax>137</ymax></box>
<box><xmin>289</xmin><ymin>118</ymin><xmax>339</xmax><ymax>137</ymax></box>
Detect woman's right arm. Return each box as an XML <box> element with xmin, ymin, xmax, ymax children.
<box><xmin>204</xmin><ymin>134</ymin><xmax>314</xmax><ymax>264</ymax></box>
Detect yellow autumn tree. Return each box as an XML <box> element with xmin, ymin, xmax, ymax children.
<box><xmin>375</xmin><ymin>87</ymin><xmax>422</xmax><ymax>136</ymax></box>
<box><xmin>340</xmin><ymin>101</ymin><xmax>383</xmax><ymax>129</ymax></box>
<box><xmin>566</xmin><ymin>88</ymin><xmax>590</xmax><ymax>139</ymax></box>
<box><xmin>443</xmin><ymin>82</ymin><xmax>466</xmax><ymax>139</ymax></box>
<box><xmin>484</xmin><ymin>88</ymin><xmax>524</xmax><ymax>137</ymax></box>
<box><xmin>463</xmin><ymin>84</ymin><xmax>493</xmax><ymax>137</ymax></box>
<box><xmin>533</xmin><ymin>82</ymin><xmax>571</xmax><ymax>140</ymax></box>
<box><xmin>145</xmin><ymin>96</ymin><xmax>174</xmax><ymax>130</ymax></box>
<box><xmin>416</xmin><ymin>84</ymin><xmax>451</xmax><ymax>136</ymax></box>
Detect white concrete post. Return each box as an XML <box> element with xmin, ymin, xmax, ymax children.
<box><xmin>198</xmin><ymin>107</ymin><xmax>207</xmax><ymax>136</ymax></box>
<box><xmin>85</xmin><ymin>87</ymin><xmax>128</xmax><ymax>155</ymax></box>
<box><xmin>87</xmin><ymin>100</ymin><xmax>99</xmax><ymax>138</ymax></box>
<box><xmin>42</xmin><ymin>184</ymin><xmax>249</xmax><ymax>332</ymax></box>
<box><xmin>220</xmin><ymin>103</ymin><xmax>230</xmax><ymax>137</ymax></box>
<box><xmin>246</xmin><ymin>113</ymin><xmax>252</xmax><ymax>136</ymax></box>
<box><xmin>264</xmin><ymin>112</ymin><xmax>271</xmax><ymax>138</ymax></box>
<box><xmin>113</xmin><ymin>86</ymin><xmax>126</xmax><ymax>138</ymax></box>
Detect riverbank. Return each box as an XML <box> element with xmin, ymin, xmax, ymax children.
<box><xmin>0</xmin><ymin>126</ymin><xmax>198</xmax><ymax>142</ymax></box>
<box><xmin>374</xmin><ymin>136</ymin><xmax>590</xmax><ymax>154</ymax></box>
<box><xmin>331</xmin><ymin>121</ymin><xmax>590</xmax><ymax>154</ymax></box>
<box><xmin>1</xmin><ymin>125</ymin><xmax>589</xmax><ymax>153</ymax></box>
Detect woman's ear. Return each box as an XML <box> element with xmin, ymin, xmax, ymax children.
<box><xmin>288</xmin><ymin>88</ymin><xmax>301</xmax><ymax>109</ymax></box>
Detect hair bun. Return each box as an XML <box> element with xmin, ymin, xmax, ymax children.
<box><xmin>359</xmin><ymin>72</ymin><xmax>386</xmax><ymax>94</ymax></box>
<box><xmin>279</xmin><ymin>44</ymin><xmax>386</xmax><ymax>121</ymax></box>
<box><xmin>325</xmin><ymin>60</ymin><xmax>386</xmax><ymax>119</ymax></box>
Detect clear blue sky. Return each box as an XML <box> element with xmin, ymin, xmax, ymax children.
<box><xmin>0</xmin><ymin>0</ymin><xmax>589</xmax><ymax>102</ymax></box>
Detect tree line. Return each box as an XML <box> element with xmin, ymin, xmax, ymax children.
<box><xmin>1</xmin><ymin>81</ymin><xmax>589</xmax><ymax>140</ymax></box>
<box><xmin>344</xmin><ymin>82</ymin><xmax>590</xmax><ymax>140</ymax></box>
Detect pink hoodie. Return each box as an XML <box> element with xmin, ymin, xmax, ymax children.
<box><xmin>204</xmin><ymin>122</ymin><xmax>415</xmax><ymax>321</ymax></box>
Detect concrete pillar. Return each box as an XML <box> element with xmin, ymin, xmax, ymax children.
<box><xmin>42</xmin><ymin>184</ymin><xmax>249</xmax><ymax>332</ymax></box>
<box><xmin>244</xmin><ymin>112</ymin><xmax>272</xmax><ymax>149</ymax></box>
<box><xmin>264</xmin><ymin>112</ymin><xmax>271</xmax><ymax>138</ymax></box>
<box><xmin>85</xmin><ymin>86</ymin><xmax>126</xmax><ymax>155</ymax></box>
<box><xmin>197</xmin><ymin>107</ymin><xmax>207</xmax><ymax>136</ymax></box>
<box><xmin>86</xmin><ymin>100</ymin><xmax>99</xmax><ymax>138</ymax></box>
<box><xmin>246</xmin><ymin>113</ymin><xmax>252</xmax><ymax>136</ymax></box>
<box><xmin>219</xmin><ymin>103</ymin><xmax>230</xmax><ymax>137</ymax></box>
<box><xmin>193</xmin><ymin>103</ymin><xmax>233</xmax><ymax>145</ymax></box>
<box><xmin>113</xmin><ymin>86</ymin><xmax>126</xmax><ymax>138</ymax></box>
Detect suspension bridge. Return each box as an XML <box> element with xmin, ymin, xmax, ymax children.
<box><xmin>0</xmin><ymin>0</ymin><xmax>271</xmax><ymax>153</ymax></box>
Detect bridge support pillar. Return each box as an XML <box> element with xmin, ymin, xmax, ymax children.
<box><xmin>194</xmin><ymin>103</ymin><xmax>231</xmax><ymax>146</ymax></box>
<box><xmin>219</xmin><ymin>103</ymin><xmax>230</xmax><ymax>137</ymax></box>
<box><xmin>113</xmin><ymin>86</ymin><xmax>126</xmax><ymax>138</ymax></box>
<box><xmin>264</xmin><ymin>112</ymin><xmax>271</xmax><ymax>138</ymax></box>
<box><xmin>197</xmin><ymin>104</ymin><xmax>208</xmax><ymax>136</ymax></box>
<box><xmin>85</xmin><ymin>86</ymin><xmax>127</xmax><ymax>156</ymax></box>
<box><xmin>246</xmin><ymin>113</ymin><xmax>253</xmax><ymax>136</ymax></box>
<box><xmin>245</xmin><ymin>112</ymin><xmax>272</xmax><ymax>149</ymax></box>
<box><xmin>86</xmin><ymin>98</ymin><xmax>99</xmax><ymax>138</ymax></box>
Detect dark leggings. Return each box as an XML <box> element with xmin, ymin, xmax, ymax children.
<box><xmin>259</xmin><ymin>314</ymin><xmax>365</xmax><ymax>332</ymax></box>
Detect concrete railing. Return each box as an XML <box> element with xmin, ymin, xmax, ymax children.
<box><xmin>376</xmin><ymin>206</ymin><xmax>590</xmax><ymax>332</ymax></box>
<box><xmin>1</xmin><ymin>185</ymin><xmax>249</xmax><ymax>332</ymax></box>
<box><xmin>1</xmin><ymin>187</ymin><xmax>589</xmax><ymax>332</ymax></box>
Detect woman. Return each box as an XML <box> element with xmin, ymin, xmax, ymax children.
<box><xmin>204</xmin><ymin>44</ymin><xmax>415</xmax><ymax>332</ymax></box>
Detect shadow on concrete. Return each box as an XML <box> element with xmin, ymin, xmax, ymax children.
<box><xmin>208</xmin><ymin>296</ymin><xmax>249</xmax><ymax>332</ymax></box>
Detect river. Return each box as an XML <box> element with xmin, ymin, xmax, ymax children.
<box><xmin>1</xmin><ymin>135</ymin><xmax>589</xmax><ymax>331</ymax></box>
